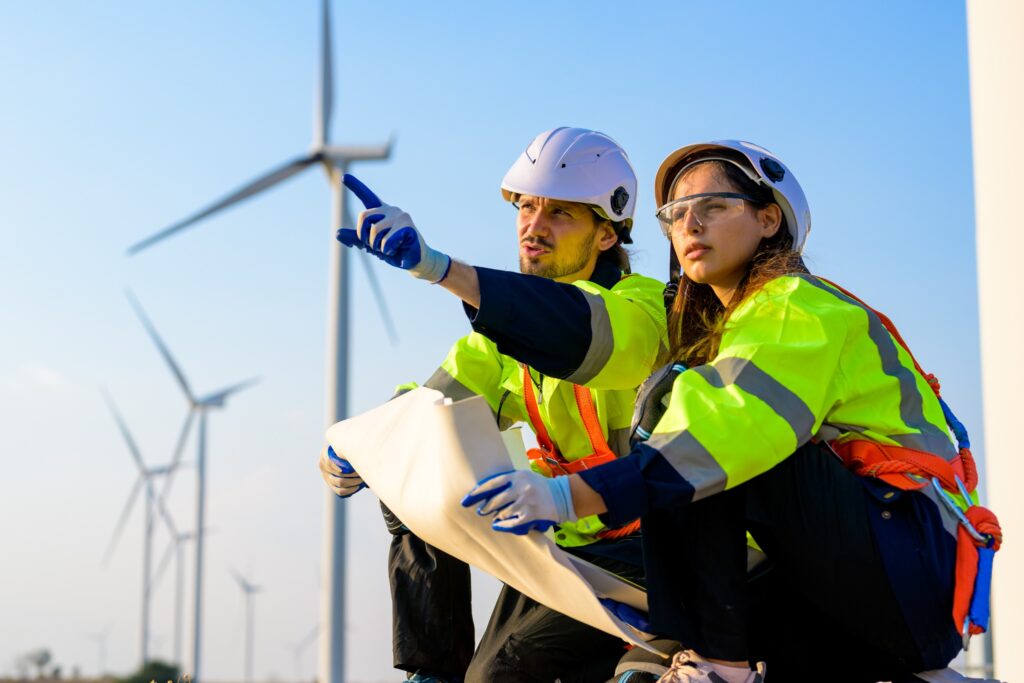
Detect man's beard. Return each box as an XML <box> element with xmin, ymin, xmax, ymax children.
<box><xmin>519</xmin><ymin>231</ymin><xmax>597</xmax><ymax>279</ymax></box>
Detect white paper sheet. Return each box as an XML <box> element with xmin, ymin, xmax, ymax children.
<box><xmin>326</xmin><ymin>387</ymin><xmax>663</xmax><ymax>653</ymax></box>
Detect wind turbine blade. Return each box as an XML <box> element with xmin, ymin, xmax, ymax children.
<box><xmin>102</xmin><ymin>389</ymin><xmax>147</xmax><ymax>474</ymax></box>
<box><xmin>125</xmin><ymin>291</ymin><xmax>195</xmax><ymax>402</ymax></box>
<box><xmin>314</xmin><ymin>0</ymin><xmax>333</xmax><ymax>148</ymax></box>
<box><xmin>150</xmin><ymin>536</ymin><xmax>177</xmax><ymax>593</ymax></box>
<box><xmin>127</xmin><ymin>154</ymin><xmax>321</xmax><ymax>255</ymax></box>
<box><xmin>169</xmin><ymin>410</ymin><xmax>195</xmax><ymax>469</ymax></box>
<box><xmin>230</xmin><ymin>568</ymin><xmax>251</xmax><ymax>592</ymax></box>
<box><xmin>199</xmin><ymin>376</ymin><xmax>260</xmax><ymax>407</ymax></box>
<box><xmin>150</xmin><ymin>480</ymin><xmax>178</xmax><ymax>540</ymax></box>
<box><xmin>356</xmin><ymin>251</ymin><xmax>399</xmax><ymax>344</ymax></box>
<box><xmin>102</xmin><ymin>476</ymin><xmax>144</xmax><ymax>564</ymax></box>
<box><xmin>157</xmin><ymin>409</ymin><xmax>195</xmax><ymax>504</ymax></box>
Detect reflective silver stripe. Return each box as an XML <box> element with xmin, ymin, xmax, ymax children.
<box><xmin>693</xmin><ymin>356</ymin><xmax>816</xmax><ymax>444</ymax></box>
<box><xmin>424</xmin><ymin>366</ymin><xmax>477</xmax><ymax>400</ymax></box>
<box><xmin>646</xmin><ymin>429</ymin><xmax>728</xmax><ymax>501</ymax></box>
<box><xmin>424</xmin><ymin>367</ymin><xmax>514</xmax><ymax>430</ymax></box>
<box><xmin>816</xmin><ymin>424</ymin><xmax>843</xmax><ymax>442</ymax></box>
<box><xmin>818</xmin><ymin>424</ymin><xmax>955</xmax><ymax>462</ymax></box>
<box><xmin>828</xmin><ymin>421</ymin><xmax>868</xmax><ymax>434</ymax></box>
<box><xmin>564</xmin><ymin>291</ymin><xmax>614</xmax><ymax>385</ymax></box>
<box><xmin>608</xmin><ymin>427</ymin><xmax>631</xmax><ymax>457</ymax></box>
<box><xmin>816</xmin><ymin>422</ymin><xmax>867</xmax><ymax>441</ymax></box>
<box><xmin>890</xmin><ymin>432</ymin><xmax>962</xmax><ymax>458</ymax></box>
<box><xmin>795</xmin><ymin>275</ymin><xmax>956</xmax><ymax>459</ymax></box>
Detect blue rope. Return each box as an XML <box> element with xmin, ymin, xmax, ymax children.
<box><xmin>939</xmin><ymin>396</ymin><xmax>971</xmax><ymax>451</ymax></box>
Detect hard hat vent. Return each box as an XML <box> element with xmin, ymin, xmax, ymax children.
<box><xmin>760</xmin><ymin>157</ymin><xmax>785</xmax><ymax>183</ymax></box>
<box><xmin>610</xmin><ymin>187</ymin><xmax>629</xmax><ymax>216</ymax></box>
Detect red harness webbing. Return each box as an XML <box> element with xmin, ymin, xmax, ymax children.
<box><xmin>818</xmin><ymin>278</ymin><xmax>1001</xmax><ymax>638</ymax></box>
<box><xmin>521</xmin><ymin>365</ymin><xmax>641</xmax><ymax>539</ymax></box>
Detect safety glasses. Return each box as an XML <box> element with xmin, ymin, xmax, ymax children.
<box><xmin>655</xmin><ymin>192</ymin><xmax>757</xmax><ymax>238</ymax></box>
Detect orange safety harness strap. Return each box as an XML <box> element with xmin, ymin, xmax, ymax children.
<box><xmin>818</xmin><ymin>277</ymin><xmax>1000</xmax><ymax>641</ymax></box>
<box><xmin>521</xmin><ymin>365</ymin><xmax>640</xmax><ymax>539</ymax></box>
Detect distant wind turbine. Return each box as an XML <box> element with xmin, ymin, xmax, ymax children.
<box><xmin>230</xmin><ymin>569</ymin><xmax>262</xmax><ymax>683</ymax></box>
<box><xmin>126</xmin><ymin>3</ymin><xmax>395</xmax><ymax>680</ymax></box>
<box><xmin>287</xmin><ymin>624</ymin><xmax>319</xmax><ymax>683</ymax></box>
<box><xmin>101</xmin><ymin>390</ymin><xmax>178</xmax><ymax>668</ymax></box>
<box><xmin>126</xmin><ymin>291</ymin><xmax>257</xmax><ymax>682</ymax></box>
<box><xmin>85</xmin><ymin>624</ymin><xmax>113</xmax><ymax>677</ymax></box>
<box><xmin>151</xmin><ymin>528</ymin><xmax>213</xmax><ymax>669</ymax></box>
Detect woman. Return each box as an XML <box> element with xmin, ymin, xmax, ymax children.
<box><xmin>463</xmin><ymin>141</ymin><xmax>999</xmax><ymax>682</ymax></box>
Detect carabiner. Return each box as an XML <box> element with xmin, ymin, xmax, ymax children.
<box><xmin>930</xmin><ymin>477</ymin><xmax>989</xmax><ymax>545</ymax></box>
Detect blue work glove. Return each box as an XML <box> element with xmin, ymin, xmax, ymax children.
<box><xmin>338</xmin><ymin>174</ymin><xmax>452</xmax><ymax>283</ymax></box>
<box><xmin>599</xmin><ymin>598</ymin><xmax>652</xmax><ymax>633</ymax></box>
<box><xmin>318</xmin><ymin>445</ymin><xmax>366</xmax><ymax>498</ymax></box>
<box><xmin>461</xmin><ymin>470</ymin><xmax>577</xmax><ymax>535</ymax></box>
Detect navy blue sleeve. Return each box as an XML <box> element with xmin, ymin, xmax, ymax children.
<box><xmin>577</xmin><ymin>443</ymin><xmax>697</xmax><ymax>526</ymax></box>
<box><xmin>463</xmin><ymin>266</ymin><xmax>593</xmax><ymax>379</ymax></box>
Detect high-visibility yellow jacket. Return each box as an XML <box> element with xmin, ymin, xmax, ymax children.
<box><xmin>417</xmin><ymin>260</ymin><xmax>667</xmax><ymax>546</ymax></box>
<box><xmin>580</xmin><ymin>273</ymin><xmax>971</xmax><ymax>530</ymax></box>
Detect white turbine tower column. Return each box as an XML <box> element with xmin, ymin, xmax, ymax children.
<box><xmin>152</xmin><ymin>528</ymin><xmax>210</xmax><ymax>670</ymax></box>
<box><xmin>173</xmin><ymin>532</ymin><xmax>192</xmax><ymax>668</ymax></box>
<box><xmin>194</xmin><ymin>409</ymin><xmax>208</xmax><ymax>680</ymax></box>
<box><xmin>86</xmin><ymin>625</ymin><xmax>113</xmax><ymax>677</ymax></box>
<box><xmin>150</xmin><ymin>529</ymin><xmax>196</xmax><ymax>669</ymax></box>
<box><xmin>126</xmin><ymin>3</ymin><xmax>395</xmax><ymax>681</ymax></box>
<box><xmin>321</xmin><ymin>162</ymin><xmax>348</xmax><ymax>683</ymax></box>
<box><xmin>967</xmin><ymin>1</ymin><xmax>1024</xmax><ymax>680</ymax></box>
<box><xmin>230</xmin><ymin>570</ymin><xmax>261</xmax><ymax>683</ymax></box>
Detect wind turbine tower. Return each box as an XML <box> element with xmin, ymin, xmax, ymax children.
<box><xmin>967</xmin><ymin>1</ymin><xmax>1024</xmax><ymax>679</ymax></box>
<box><xmin>127</xmin><ymin>2</ymin><xmax>393</xmax><ymax>680</ymax></box>
<box><xmin>231</xmin><ymin>569</ymin><xmax>262</xmax><ymax>683</ymax></box>
<box><xmin>151</xmin><ymin>529</ymin><xmax>206</xmax><ymax>669</ymax></box>
<box><xmin>85</xmin><ymin>625</ymin><xmax>113</xmax><ymax>677</ymax></box>
<box><xmin>287</xmin><ymin>624</ymin><xmax>319</xmax><ymax>683</ymax></box>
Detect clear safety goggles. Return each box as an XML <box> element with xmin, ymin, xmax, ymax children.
<box><xmin>655</xmin><ymin>192</ymin><xmax>757</xmax><ymax>238</ymax></box>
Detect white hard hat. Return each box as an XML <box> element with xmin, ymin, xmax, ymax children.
<box><xmin>501</xmin><ymin>127</ymin><xmax>638</xmax><ymax>243</ymax></box>
<box><xmin>654</xmin><ymin>140</ymin><xmax>811</xmax><ymax>253</ymax></box>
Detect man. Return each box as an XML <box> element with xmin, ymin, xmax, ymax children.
<box><xmin>319</xmin><ymin>127</ymin><xmax>666</xmax><ymax>682</ymax></box>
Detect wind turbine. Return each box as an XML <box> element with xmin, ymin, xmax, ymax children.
<box><xmin>101</xmin><ymin>390</ymin><xmax>178</xmax><ymax>667</ymax></box>
<box><xmin>230</xmin><ymin>569</ymin><xmax>262</xmax><ymax>683</ymax></box>
<box><xmin>126</xmin><ymin>291</ymin><xmax>258</xmax><ymax>682</ymax></box>
<box><xmin>126</xmin><ymin>2</ymin><xmax>394</xmax><ymax>680</ymax></box>
<box><xmin>151</xmin><ymin>528</ymin><xmax>212</xmax><ymax>669</ymax></box>
<box><xmin>85</xmin><ymin>624</ymin><xmax>113</xmax><ymax>677</ymax></box>
<box><xmin>287</xmin><ymin>624</ymin><xmax>319</xmax><ymax>683</ymax></box>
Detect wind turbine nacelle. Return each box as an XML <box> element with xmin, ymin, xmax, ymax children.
<box><xmin>322</xmin><ymin>142</ymin><xmax>393</xmax><ymax>165</ymax></box>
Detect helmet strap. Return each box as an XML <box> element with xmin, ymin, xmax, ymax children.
<box><xmin>665</xmin><ymin>250</ymin><xmax>681</xmax><ymax>312</ymax></box>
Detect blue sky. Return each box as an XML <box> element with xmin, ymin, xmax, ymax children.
<box><xmin>0</xmin><ymin>1</ymin><xmax>979</xmax><ymax>681</ymax></box>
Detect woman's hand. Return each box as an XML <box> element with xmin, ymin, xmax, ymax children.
<box><xmin>318</xmin><ymin>445</ymin><xmax>366</xmax><ymax>498</ymax></box>
<box><xmin>462</xmin><ymin>469</ymin><xmax>577</xmax><ymax>535</ymax></box>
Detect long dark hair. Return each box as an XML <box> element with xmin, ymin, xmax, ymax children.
<box><xmin>667</xmin><ymin>155</ymin><xmax>807</xmax><ymax>365</ymax></box>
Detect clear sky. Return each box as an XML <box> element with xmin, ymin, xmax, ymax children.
<box><xmin>0</xmin><ymin>1</ymin><xmax>980</xmax><ymax>681</ymax></box>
